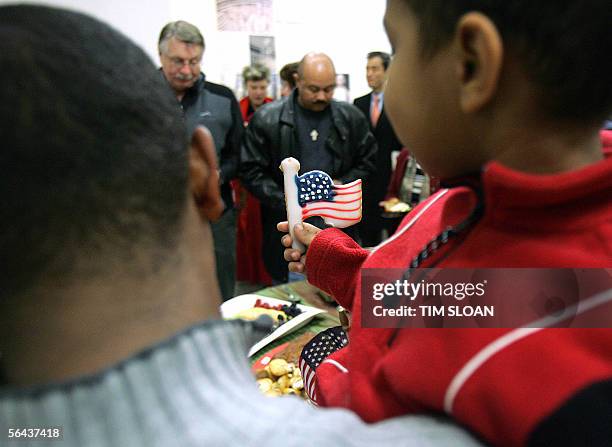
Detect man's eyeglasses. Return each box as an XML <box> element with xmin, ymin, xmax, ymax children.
<box><xmin>167</xmin><ymin>57</ymin><xmax>201</xmax><ymax>69</ymax></box>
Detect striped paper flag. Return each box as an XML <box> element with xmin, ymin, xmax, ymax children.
<box><xmin>295</xmin><ymin>171</ymin><xmax>362</xmax><ymax>228</ymax></box>
<box><xmin>299</xmin><ymin>326</ymin><xmax>349</xmax><ymax>405</ymax></box>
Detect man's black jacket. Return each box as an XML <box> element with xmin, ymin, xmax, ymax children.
<box><xmin>240</xmin><ymin>92</ymin><xmax>377</xmax><ymax>210</ymax></box>
<box><xmin>239</xmin><ymin>91</ymin><xmax>377</xmax><ymax>281</ymax></box>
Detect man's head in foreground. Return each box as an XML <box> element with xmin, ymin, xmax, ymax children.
<box><xmin>0</xmin><ymin>5</ymin><xmax>223</xmax><ymax>386</ymax></box>
<box><xmin>383</xmin><ymin>0</ymin><xmax>612</xmax><ymax>179</ymax></box>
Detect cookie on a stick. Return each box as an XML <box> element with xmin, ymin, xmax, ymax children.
<box><xmin>279</xmin><ymin>157</ymin><xmax>362</xmax><ymax>252</ymax></box>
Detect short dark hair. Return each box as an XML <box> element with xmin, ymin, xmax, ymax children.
<box><xmin>402</xmin><ymin>0</ymin><xmax>612</xmax><ymax>122</ymax></box>
<box><xmin>0</xmin><ymin>5</ymin><xmax>189</xmax><ymax>299</ymax></box>
<box><xmin>279</xmin><ymin>62</ymin><xmax>299</xmax><ymax>88</ymax></box>
<box><xmin>367</xmin><ymin>51</ymin><xmax>391</xmax><ymax>71</ymax></box>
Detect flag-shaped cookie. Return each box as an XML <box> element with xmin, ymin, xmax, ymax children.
<box><xmin>295</xmin><ymin>170</ymin><xmax>362</xmax><ymax>227</ymax></box>
<box><xmin>280</xmin><ymin>157</ymin><xmax>362</xmax><ymax>251</ymax></box>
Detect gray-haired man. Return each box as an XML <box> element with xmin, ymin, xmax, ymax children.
<box><xmin>159</xmin><ymin>21</ymin><xmax>243</xmax><ymax>301</ymax></box>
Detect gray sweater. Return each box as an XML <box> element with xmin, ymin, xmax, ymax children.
<box><xmin>0</xmin><ymin>320</ymin><xmax>482</xmax><ymax>446</ymax></box>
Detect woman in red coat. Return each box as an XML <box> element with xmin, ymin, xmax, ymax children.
<box><xmin>234</xmin><ymin>64</ymin><xmax>273</xmax><ymax>285</ymax></box>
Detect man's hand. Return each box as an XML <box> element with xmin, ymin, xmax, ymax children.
<box><xmin>277</xmin><ymin>221</ymin><xmax>321</xmax><ymax>273</ymax></box>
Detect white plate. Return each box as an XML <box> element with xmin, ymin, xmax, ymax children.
<box><xmin>220</xmin><ymin>294</ymin><xmax>326</xmax><ymax>357</ymax></box>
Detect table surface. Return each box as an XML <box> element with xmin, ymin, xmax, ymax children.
<box><xmin>249</xmin><ymin>281</ymin><xmax>340</xmax><ymax>361</ymax></box>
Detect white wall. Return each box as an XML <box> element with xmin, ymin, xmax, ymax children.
<box><xmin>1</xmin><ymin>0</ymin><xmax>390</xmax><ymax>100</ymax></box>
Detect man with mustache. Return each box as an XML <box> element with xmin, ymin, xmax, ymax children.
<box><xmin>241</xmin><ymin>53</ymin><xmax>377</xmax><ymax>283</ymax></box>
<box><xmin>159</xmin><ymin>20</ymin><xmax>243</xmax><ymax>301</ymax></box>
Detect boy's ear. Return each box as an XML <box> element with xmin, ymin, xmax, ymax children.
<box><xmin>189</xmin><ymin>126</ymin><xmax>225</xmax><ymax>222</ymax></box>
<box><xmin>454</xmin><ymin>12</ymin><xmax>503</xmax><ymax>113</ymax></box>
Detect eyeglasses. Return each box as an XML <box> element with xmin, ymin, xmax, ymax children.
<box><xmin>166</xmin><ymin>56</ymin><xmax>202</xmax><ymax>69</ymax></box>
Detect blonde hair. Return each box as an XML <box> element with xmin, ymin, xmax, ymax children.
<box><xmin>242</xmin><ymin>64</ymin><xmax>270</xmax><ymax>84</ymax></box>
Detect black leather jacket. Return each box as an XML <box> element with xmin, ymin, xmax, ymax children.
<box><xmin>240</xmin><ymin>91</ymin><xmax>378</xmax><ymax>210</ymax></box>
<box><xmin>239</xmin><ymin>91</ymin><xmax>377</xmax><ymax>281</ymax></box>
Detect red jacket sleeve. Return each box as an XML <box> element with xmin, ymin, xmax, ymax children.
<box><xmin>306</xmin><ymin>228</ymin><xmax>369</xmax><ymax>310</ymax></box>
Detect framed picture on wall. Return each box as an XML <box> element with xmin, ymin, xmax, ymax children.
<box><xmin>249</xmin><ymin>35</ymin><xmax>278</xmax><ymax>99</ymax></box>
<box><xmin>216</xmin><ymin>0</ymin><xmax>273</xmax><ymax>33</ymax></box>
<box><xmin>333</xmin><ymin>74</ymin><xmax>350</xmax><ymax>102</ymax></box>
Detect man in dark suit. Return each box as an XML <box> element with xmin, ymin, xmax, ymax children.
<box><xmin>354</xmin><ymin>51</ymin><xmax>403</xmax><ymax>246</ymax></box>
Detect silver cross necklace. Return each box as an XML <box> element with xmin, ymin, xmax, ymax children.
<box><xmin>298</xmin><ymin>100</ymin><xmax>327</xmax><ymax>143</ymax></box>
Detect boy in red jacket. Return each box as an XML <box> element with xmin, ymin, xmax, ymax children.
<box><xmin>280</xmin><ymin>0</ymin><xmax>612</xmax><ymax>446</ymax></box>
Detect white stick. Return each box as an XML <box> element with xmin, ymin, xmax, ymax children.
<box><xmin>280</xmin><ymin>157</ymin><xmax>306</xmax><ymax>252</ymax></box>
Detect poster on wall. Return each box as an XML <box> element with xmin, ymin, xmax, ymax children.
<box><xmin>250</xmin><ymin>35</ymin><xmax>275</xmax><ymax>68</ymax></box>
<box><xmin>333</xmin><ymin>74</ymin><xmax>350</xmax><ymax>102</ymax></box>
<box><xmin>216</xmin><ymin>0</ymin><xmax>273</xmax><ymax>33</ymax></box>
<box><xmin>249</xmin><ymin>35</ymin><xmax>277</xmax><ymax>99</ymax></box>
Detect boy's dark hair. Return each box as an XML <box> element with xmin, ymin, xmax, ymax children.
<box><xmin>403</xmin><ymin>0</ymin><xmax>612</xmax><ymax>122</ymax></box>
<box><xmin>280</xmin><ymin>62</ymin><xmax>299</xmax><ymax>88</ymax></box>
<box><xmin>367</xmin><ymin>51</ymin><xmax>391</xmax><ymax>71</ymax></box>
<box><xmin>0</xmin><ymin>5</ymin><xmax>188</xmax><ymax>299</ymax></box>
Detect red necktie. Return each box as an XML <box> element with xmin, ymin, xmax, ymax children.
<box><xmin>371</xmin><ymin>94</ymin><xmax>380</xmax><ymax>128</ymax></box>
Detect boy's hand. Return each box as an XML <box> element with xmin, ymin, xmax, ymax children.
<box><xmin>277</xmin><ymin>221</ymin><xmax>321</xmax><ymax>273</ymax></box>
